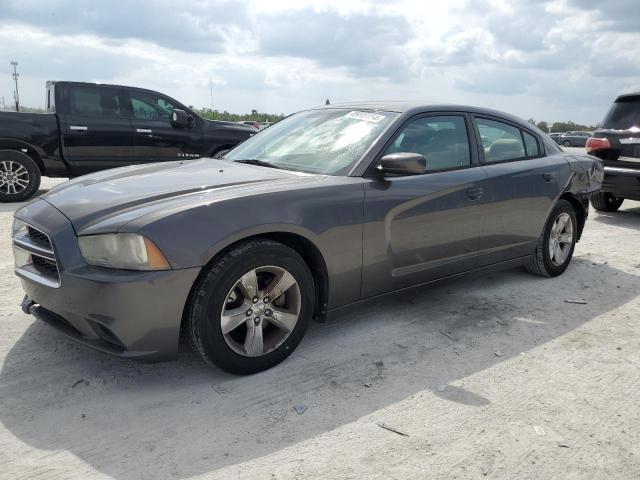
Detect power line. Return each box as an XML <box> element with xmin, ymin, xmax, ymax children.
<box><xmin>10</xmin><ymin>61</ymin><xmax>19</xmax><ymax>112</ymax></box>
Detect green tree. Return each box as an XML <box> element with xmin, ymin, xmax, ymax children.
<box><xmin>193</xmin><ymin>108</ymin><xmax>285</xmax><ymax>123</ymax></box>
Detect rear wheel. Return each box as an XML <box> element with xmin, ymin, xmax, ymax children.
<box><xmin>590</xmin><ymin>192</ymin><xmax>624</xmax><ymax>212</ymax></box>
<box><xmin>526</xmin><ymin>200</ymin><xmax>577</xmax><ymax>277</ymax></box>
<box><xmin>187</xmin><ymin>239</ymin><xmax>315</xmax><ymax>374</ymax></box>
<box><xmin>0</xmin><ymin>150</ymin><xmax>41</xmax><ymax>202</ymax></box>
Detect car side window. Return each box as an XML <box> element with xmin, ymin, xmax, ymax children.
<box><xmin>384</xmin><ymin>115</ymin><xmax>471</xmax><ymax>171</ymax></box>
<box><xmin>129</xmin><ymin>91</ymin><xmax>177</xmax><ymax>121</ymax></box>
<box><xmin>476</xmin><ymin>118</ymin><xmax>526</xmax><ymax>163</ymax></box>
<box><xmin>522</xmin><ymin>131</ymin><xmax>540</xmax><ymax>157</ymax></box>
<box><xmin>70</xmin><ymin>87</ymin><xmax>125</xmax><ymax>118</ymax></box>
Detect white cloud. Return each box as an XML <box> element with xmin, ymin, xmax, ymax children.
<box><xmin>0</xmin><ymin>0</ymin><xmax>638</xmax><ymax>124</ymax></box>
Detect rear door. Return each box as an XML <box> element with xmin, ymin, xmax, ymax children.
<box><xmin>361</xmin><ymin>113</ymin><xmax>487</xmax><ymax>298</ymax></box>
<box><xmin>60</xmin><ymin>85</ymin><xmax>135</xmax><ymax>175</ymax></box>
<box><xmin>472</xmin><ymin>115</ymin><xmax>570</xmax><ymax>267</ymax></box>
<box><xmin>126</xmin><ymin>88</ymin><xmax>203</xmax><ymax>162</ymax></box>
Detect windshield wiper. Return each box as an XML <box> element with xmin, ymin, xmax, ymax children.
<box><xmin>233</xmin><ymin>159</ymin><xmax>282</xmax><ymax>169</ymax></box>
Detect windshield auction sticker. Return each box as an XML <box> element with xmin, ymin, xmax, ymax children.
<box><xmin>345</xmin><ymin>111</ymin><xmax>386</xmax><ymax>123</ymax></box>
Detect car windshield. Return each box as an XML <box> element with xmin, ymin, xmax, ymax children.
<box><xmin>602</xmin><ymin>96</ymin><xmax>640</xmax><ymax>130</ymax></box>
<box><xmin>224</xmin><ymin>108</ymin><xmax>398</xmax><ymax>175</ymax></box>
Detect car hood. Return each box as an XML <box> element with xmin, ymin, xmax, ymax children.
<box><xmin>40</xmin><ymin>159</ymin><xmax>321</xmax><ymax>233</ymax></box>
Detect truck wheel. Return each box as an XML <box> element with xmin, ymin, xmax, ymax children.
<box><xmin>0</xmin><ymin>150</ymin><xmax>41</xmax><ymax>203</ymax></box>
<box><xmin>590</xmin><ymin>192</ymin><xmax>624</xmax><ymax>212</ymax></box>
<box><xmin>187</xmin><ymin>239</ymin><xmax>315</xmax><ymax>374</ymax></box>
<box><xmin>526</xmin><ymin>200</ymin><xmax>577</xmax><ymax>277</ymax></box>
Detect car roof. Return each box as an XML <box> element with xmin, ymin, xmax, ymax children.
<box><xmin>48</xmin><ymin>80</ymin><xmax>173</xmax><ymax>97</ymax></box>
<box><xmin>614</xmin><ymin>92</ymin><xmax>640</xmax><ymax>102</ymax></box>
<box><xmin>312</xmin><ymin>101</ymin><xmax>533</xmax><ymax>126</ymax></box>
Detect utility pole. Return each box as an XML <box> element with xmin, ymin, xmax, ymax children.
<box><xmin>10</xmin><ymin>61</ymin><xmax>19</xmax><ymax>112</ymax></box>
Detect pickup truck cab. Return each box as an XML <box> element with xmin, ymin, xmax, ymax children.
<box><xmin>0</xmin><ymin>81</ymin><xmax>255</xmax><ymax>202</ymax></box>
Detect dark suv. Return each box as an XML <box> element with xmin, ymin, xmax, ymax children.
<box><xmin>587</xmin><ymin>92</ymin><xmax>640</xmax><ymax>211</ymax></box>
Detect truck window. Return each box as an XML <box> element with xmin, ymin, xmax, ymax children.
<box><xmin>70</xmin><ymin>87</ymin><xmax>126</xmax><ymax>118</ymax></box>
<box><xmin>129</xmin><ymin>91</ymin><xmax>177</xmax><ymax>121</ymax></box>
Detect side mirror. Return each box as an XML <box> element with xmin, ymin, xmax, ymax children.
<box><xmin>170</xmin><ymin>108</ymin><xmax>193</xmax><ymax>128</ymax></box>
<box><xmin>378</xmin><ymin>152</ymin><xmax>426</xmax><ymax>175</ymax></box>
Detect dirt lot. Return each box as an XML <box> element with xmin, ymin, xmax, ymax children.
<box><xmin>1</xmin><ymin>172</ymin><xmax>639</xmax><ymax>480</ymax></box>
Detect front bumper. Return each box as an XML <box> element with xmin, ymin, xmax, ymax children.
<box><xmin>14</xmin><ymin>199</ymin><xmax>200</xmax><ymax>362</ymax></box>
<box><xmin>602</xmin><ymin>166</ymin><xmax>640</xmax><ymax>201</ymax></box>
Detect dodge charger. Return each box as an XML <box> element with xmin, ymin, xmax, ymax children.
<box><xmin>12</xmin><ymin>103</ymin><xmax>603</xmax><ymax>374</ymax></box>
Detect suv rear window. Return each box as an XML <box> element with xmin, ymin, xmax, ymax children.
<box><xmin>602</xmin><ymin>95</ymin><xmax>640</xmax><ymax>130</ymax></box>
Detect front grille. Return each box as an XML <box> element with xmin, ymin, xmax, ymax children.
<box><xmin>27</xmin><ymin>226</ymin><xmax>52</xmax><ymax>250</ymax></box>
<box><xmin>32</xmin><ymin>256</ymin><xmax>59</xmax><ymax>277</ymax></box>
<box><xmin>13</xmin><ymin>223</ymin><xmax>61</xmax><ymax>288</ymax></box>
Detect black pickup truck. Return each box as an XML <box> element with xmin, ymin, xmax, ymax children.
<box><xmin>0</xmin><ymin>81</ymin><xmax>255</xmax><ymax>202</ymax></box>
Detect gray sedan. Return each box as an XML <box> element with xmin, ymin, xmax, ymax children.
<box><xmin>12</xmin><ymin>103</ymin><xmax>603</xmax><ymax>374</ymax></box>
<box><xmin>558</xmin><ymin>131</ymin><xmax>593</xmax><ymax>147</ymax></box>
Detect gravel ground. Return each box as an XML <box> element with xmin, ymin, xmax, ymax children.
<box><xmin>1</xmin><ymin>168</ymin><xmax>639</xmax><ymax>480</ymax></box>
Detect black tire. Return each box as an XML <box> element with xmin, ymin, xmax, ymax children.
<box><xmin>562</xmin><ymin>140</ymin><xmax>571</xmax><ymax>147</ymax></box>
<box><xmin>0</xmin><ymin>150</ymin><xmax>41</xmax><ymax>202</ymax></box>
<box><xmin>526</xmin><ymin>199</ymin><xmax>578</xmax><ymax>277</ymax></box>
<box><xmin>187</xmin><ymin>239</ymin><xmax>315</xmax><ymax>374</ymax></box>
<box><xmin>590</xmin><ymin>192</ymin><xmax>624</xmax><ymax>212</ymax></box>
<box><xmin>213</xmin><ymin>149</ymin><xmax>230</xmax><ymax>159</ymax></box>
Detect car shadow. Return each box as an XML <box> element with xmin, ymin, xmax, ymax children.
<box><xmin>592</xmin><ymin>202</ymin><xmax>640</xmax><ymax>230</ymax></box>
<box><xmin>0</xmin><ymin>257</ymin><xmax>636</xmax><ymax>479</ymax></box>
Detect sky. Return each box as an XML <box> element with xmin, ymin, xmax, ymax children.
<box><xmin>1</xmin><ymin>0</ymin><xmax>639</xmax><ymax>125</ymax></box>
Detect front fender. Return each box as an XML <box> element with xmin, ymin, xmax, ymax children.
<box><xmin>135</xmin><ymin>181</ymin><xmax>367</xmax><ymax>309</ymax></box>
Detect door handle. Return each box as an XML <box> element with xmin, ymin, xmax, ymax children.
<box><xmin>69</xmin><ymin>125</ymin><xmax>88</xmax><ymax>131</ymax></box>
<box><xmin>543</xmin><ymin>172</ymin><xmax>555</xmax><ymax>182</ymax></box>
<box><xmin>136</xmin><ymin>128</ymin><xmax>153</xmax><ymax>134</ymax></box>
<box><xmin>466</xmin><ymin>187</ymin><xmax>484</xmax><ymax>201</ymax></box>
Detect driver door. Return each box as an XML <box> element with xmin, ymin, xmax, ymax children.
<box><xmin>126</xmin><ymin>89</ymin><xmax>203</xmax><ymax>163</ymax></box>
<box><xmin>361</xmin><ymin>113</ymin><xmax>487</xmax><ymax>298</ymax></box>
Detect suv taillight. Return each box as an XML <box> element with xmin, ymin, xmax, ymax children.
<box><xmin>585</xmin><ymin>137</ymin><xmax>611</xmax><ymax>154</ymax></box>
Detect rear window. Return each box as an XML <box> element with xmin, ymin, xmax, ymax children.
<box><xmin>602</xmin><ymin>96</ymin><xmax>640</xmax><ymax>130</ymax></box>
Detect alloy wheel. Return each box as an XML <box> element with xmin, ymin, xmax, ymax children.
<box><xmin>220</xmin><ymin>265</ymin><xmax>301</xmax><ymax>357</ymax></box>
<box><xmin>549</xmin><ymin>212</ymin><xmax>573</xmax><ymax>266</ymax></box>
<box><xmin>0</xmin><ymin>160</ymin><xmax>30</xmax><ymax>195</ymax></box>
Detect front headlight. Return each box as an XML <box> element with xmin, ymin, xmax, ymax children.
<box><xmin>78</xmin><ymin>233</ymin><xmax>170</xmax><ymax>271</ymax></box>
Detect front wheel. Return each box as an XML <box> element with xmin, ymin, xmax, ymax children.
<box><xmin>187</xmin><ymin>239</ymin><xmax>315</xmax><ymax>374</ymax></box>
<box><xmin>590</xmin><ymin>192</ymin><xmax>624</xmax><ymax>212</ymax></box>
<box><xmin>526</xmin><ymin>200</ymin><xmax>577</xmax><ymax>277</ymax></box>
<box><xmin>562</xmin><ymin>140</ymin><xmax>572</xmax><ymax>147</ymax></box>
<box><xmin>0</xmin><ymin>150</ymin><xmax>41</xmax><ymax>202</ymax></box>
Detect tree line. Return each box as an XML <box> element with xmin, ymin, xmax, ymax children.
<box><xmin>192</xmin><ymin>107</ymin><xmax>285</xmax><ymax>123</ymax></box>
<box><xmin>528</xmin><ymin>118</ymin><xmax>599</xmax><ymax>133</ymax></box>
